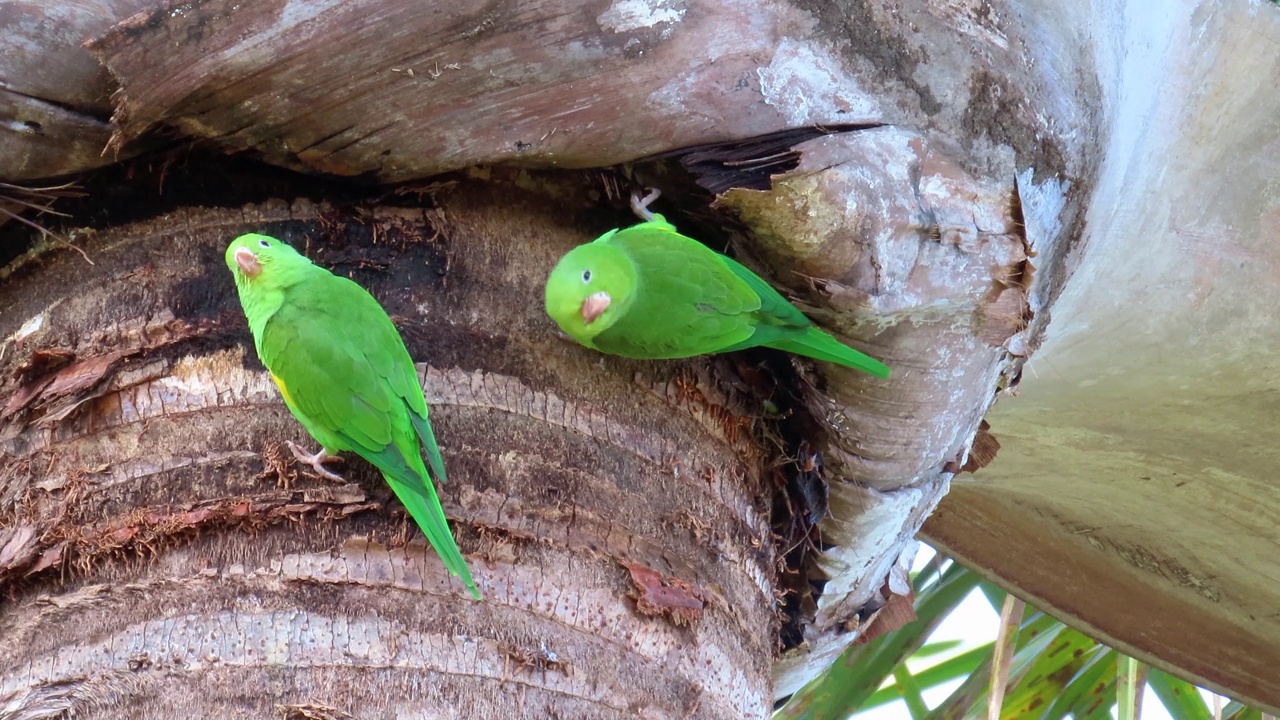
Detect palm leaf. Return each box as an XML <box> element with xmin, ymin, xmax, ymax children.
<box><xmin>774</xmin><ymin>551</ymin><xmax>1271</xmax><ymax>720</ymax></box>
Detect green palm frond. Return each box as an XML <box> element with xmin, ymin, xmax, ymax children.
<box><xmin>773</xmin><ymin>551</ymin><xmax>1267</xmax><ymax>720</ymax></box>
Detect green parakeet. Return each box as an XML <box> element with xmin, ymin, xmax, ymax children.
<box><xmin>225</xmin><ymin>233</ymin><xmax>479</xmax><ymax>599</ymax></box>
<box><xmin>544</xmin><ymin>214</ymin><xmax>891</xmax><ymax>378</ymax></box>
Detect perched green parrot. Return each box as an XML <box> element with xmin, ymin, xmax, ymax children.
<box><xmin>543</xmin><ymin>210</ymin><xmax>891</xmax><ymax>378</ymax></box>
<box><xmin>225</xmin><ymin>233</ymin><xmax>479</xmax><ymax>599</ymax></box>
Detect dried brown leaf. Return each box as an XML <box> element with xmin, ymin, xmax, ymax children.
<box><xmin>946</xmin><ymin>420</ymin><xmax>1001</xmax><ymax>474</ymax></box>
<box><xmin>978</xmin><ymin>287</ymin><xmax>1032</xmax><ymax>346</ymax></box>
<box><xmin>624</xmin><ymin>562</ymin><xmax>707</xmax><ymax>626</ymax></box>
<box><xmin>858</xmin><ymin>586</ymin><xmax>918</xmax><ymax>644</ymax></box>
<box><xmin>40</xmin><ymin>350</ymin><xmax>131</xmax><ymax>398</ymax></box>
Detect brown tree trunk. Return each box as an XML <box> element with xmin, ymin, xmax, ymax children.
<box><xmin>0</xmin><ymin>177</ymin><xmax>777</xmax><ymax>718</ymax></box>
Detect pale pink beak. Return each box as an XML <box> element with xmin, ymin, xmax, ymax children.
<box><xmin>235</xmin><ymin>247</ymin><xmax>262</xmax><ymax>277</ymax></box>
<box><xmin>581</xmin><ymin>291</ymin><xmax>611</xmax><ymax>325</ymax></box>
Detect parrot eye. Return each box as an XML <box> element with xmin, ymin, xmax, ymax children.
<box><xmin>581</xmin><ymin>269</ymin><xmax>592</xmax><ymax>283</ymax></box>
<box><xmin>258</xmin><ymin>239</ymin><xmax>270</xmax><ymax>248</ymax></box>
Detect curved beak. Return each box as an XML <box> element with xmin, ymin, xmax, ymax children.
<box><xmin>234</xmin><ymin>247</ymin><xmax>262</xmax><ymax>277</ymax></box>
<box><xmin>580</xmin><ymin>291</ymin><xmax>611</xmax><ymax>325</ymax></box>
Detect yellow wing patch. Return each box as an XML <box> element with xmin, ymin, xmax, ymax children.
<box><xmin>269</xmin><ymin>371</ymin><xmax>295</xmax><ymax>406</ymax></box>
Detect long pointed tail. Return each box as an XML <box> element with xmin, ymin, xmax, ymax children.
<box><xmin>409</xmin><ymin>410</ymin><xmax>448</xmax><ymax>485</ymax></box>
<box><xmin>383</xmin><ymin>471</ymin><xmax>480</xmax><ymax>599</ymax></box>
<box><xmin>768</xmin><ymin>328</ymin><xmax>891</xmax><ymax>378</ymax></box>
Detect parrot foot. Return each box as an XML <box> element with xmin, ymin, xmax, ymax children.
<box><xmin>630</xmin><ymin>187</ymin><xmax>661</xmax><ymax>221</ymax></box>
<box><xmin>287</xmin><ymin>441</ymin><xmax>346</xmax><ymax>482</ymax></box>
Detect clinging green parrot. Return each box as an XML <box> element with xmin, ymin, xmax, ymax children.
<box><xmin>225</xmin><ymin>233</ymin><xmax>479</xmax><ymax>599</ymax></box>
<box><xmin>543</xmin><ymin>196</ymin><xmax>891</xmax><ymax>378</ymax></box>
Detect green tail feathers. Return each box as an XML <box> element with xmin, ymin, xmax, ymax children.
<box><xmin>768</xmin><ymin>328</ymin><xmax>892</xmax><ymax>378</ymax></box>
<box><xmin>383</xmin><ymin>470</ymin><xmax>480</xmax><ymax>599</ymax></box>
<box><xmin>410</xmin><ymin>410</ymin><xmax>448</xmax><ymax>485</ymax></box>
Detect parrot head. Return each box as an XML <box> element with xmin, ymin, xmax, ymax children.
<box><xmin>225</xmin><ymin>233</ymin><xmax>312</xmax><ymax>289</ymax></box>
<box><xmin>544</xmin><ymin>241</ymin><xmax>636</xmax><ymax>341</ymax></box>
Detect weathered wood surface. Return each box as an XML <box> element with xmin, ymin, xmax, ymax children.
<box><xmin>924</xmin><ymin>2</ymin><xmax>1280</xmax><ymax>713</ymax></box>
<box><xmin>82</xmin><ymin>0</ymin><xmax>1083</xmax><ymax>184</ymax></box>
<box><xmin>713</xmin><ymin>127</ymin><xmax>1035</xmax><ymax>690</ymax></box>
<box><xmin>0</xmin><ymin>0</ymin><xmax>153</xmax><ymax>180</ymax></box>
<box><xmin>85</xmin><ymin>0</ymin><xmax>883</xmax><ymax>178</ymax></box>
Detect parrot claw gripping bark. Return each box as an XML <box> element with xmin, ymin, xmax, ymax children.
<box><xmin>226</xmin><ymin>233</ymin><xmax>481</xmax><ymax>599</ymax></box>
<box><xmin>286</xmin><ymin>440</ymin><xmax>345</xmax><ymax>483</ymax></box>
<box><xmin>544</xmin><ymin>195</ymin><xmax>892</xmax><ymax>378</ymax></box>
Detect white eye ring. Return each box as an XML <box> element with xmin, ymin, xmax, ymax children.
<box><xmin>258</xmin><ymin>239</ymin><xmax>270</xmax><ymax>248</ymax></box>
<box><xmin>581</xmin><ymin>269</ymin><xmax>592</xmax><ymax>283</ymax></box>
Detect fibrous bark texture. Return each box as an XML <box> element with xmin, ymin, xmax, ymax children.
<box><xmin>0</xmin><ymin>182</ymin><xmax>776</xmax><ymax>718</ymax></box>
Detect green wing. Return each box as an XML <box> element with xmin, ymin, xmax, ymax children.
<box><xmin>716</xmin><ymin>255</ymin><xmax>811</xmax><ymax>329</ymax></box>
<box><xmin>260</xmin><ymin>273</ymin><xmax>478</xmax><ymax>597</ymax></box>
<box><xmin>593</xmin><ymin>224</ymin><xmax>760</xmax><ymax>358</ymax></box>
<box><xmin>718</xmin><ymin>254</ymin><xmax>891</xmax><ymax>378</ymax></box>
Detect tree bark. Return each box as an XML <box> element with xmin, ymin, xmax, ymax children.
<box><xmin>7</xmin><ymin>0</ymin><xmax>1074</xmax><ymax>699</ymax></box>
<box><xmin>0</xmin><ymin>0</ymin><xmax>154</xmax><ymax>180</ymax></box>
<box><xmin>1</xmin><ymin>179</ymin><xmax>777</xmax><ymax>718</ymax></box>
<box><xmin>10</xmin><ymin>0</ymin><xmax>1276</xmax><ymax>711</ymax></box>
<box><xmin>72</xmin><ymin>0</ymin><xmax>1084</xmax><ymax>692</ymax></box>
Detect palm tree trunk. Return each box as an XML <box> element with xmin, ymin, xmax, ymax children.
<box><xmin>0</xmin><ymin>178</ymin><xmax>777</xmax><ymax>718</ymax></box>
